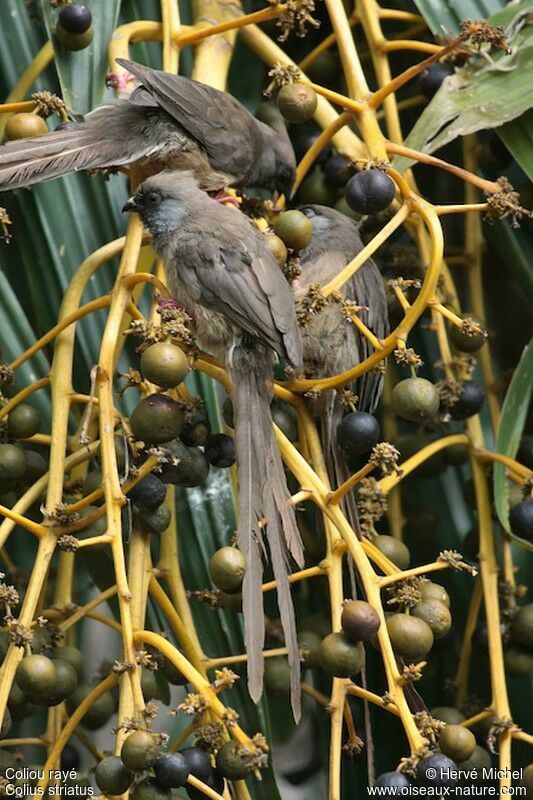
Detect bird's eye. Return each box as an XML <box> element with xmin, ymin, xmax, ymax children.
<box><xmin>145</xmin><ymin>191</ymin><xmax>160</xmax><ymax>205</ymax></box>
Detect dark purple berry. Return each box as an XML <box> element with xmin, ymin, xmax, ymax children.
<box><xmin>517</xmin><ymin>436</ymin><xmax>533</xmax><ymax>470</ymax></box>
<box><xmin>154</xmin><ymin>753</ymin><xmax>190</xmax><ymax>788</ymax></box>
<box><xmin>337</xmin><ymin>411</ymin><xmax>380</xmax><ymax>457</ymax></box>
<box><xmin>180</xmin><ymin>747</ymin><xmax>212</xmax><ymax>783</ymax></box>
<box><xmin>205</xmin><ymin>434</ymin><xmax>235</xmax><ymax>468</ymax></box>
<box><xmin>58</xmin><ymin>4</ymin><xmax>92</xmax><ymax>34</ymax></box>
<box><xmin>417</xmin><ymin>753</ymin><xmax>458</xmax><ymax>788</ymax></box>
<box><xmin>509</xmin><ymin>500</ymin><xmax>533</xmax><ymax>542</ymax></box>
<box><xmin>324</xmin><ymin>153</ymin><xmax>354</xmax><ymax>189</ymax></box>
<box><xmin>345</xmin><ymin>169</ymin><xmax>395</xmax><ymax>215</ymax></box>
<box><xmin>419</xmin><ymin>63</ymin><xmax>452</xmax><ymax>99</ymax></box>
<box><xmin>375</xmin><ymin>772</ymin><xmax>410</xmax><ymax>793</ymax></box>
<box><xmin>127</xmin><ymin>473</ymin><xmax>166</xmax><ymax>511</ymax></box>
<box><xmin>449</xmin><ymin>381</ymin><xmax>485</xmax><ymax>420</ymax></box>
<box><xmin>293</xmin><ymin>132</ymin><xmax>332</xmax><ymax>165</ymax></box>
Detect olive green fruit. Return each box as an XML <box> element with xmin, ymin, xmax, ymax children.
<box><xmin>181</xmin><ymin>409</ymin><xmax>210</xmax><ymax>446</ymax></box>
<box><xmin>412</xmin><ymin>600</ymin><xmax>452</xmax><ymax>639</ymax></box>
<box><xmin>138</xmin><ymin>503</ymin><xmax>171</xmax><ymax>535</ymax></box>
<box><xmin>23</xmin><ymin>449</ymin><xmax>48</xmax><ymax>483</ymax></box>
<box><xmin>32</xmin><ymin>626</ymin><xmax>53</xmax><ymax>654</ymax></box>
<box><xmin>132</xmin><ymin>778</ymin><xmax>171</xmax><ymax>800</ymax></box>
<box><xmin>511</xmin><ymin>604</ymin><xmax>533</xmax><ymax>647</ymax></box>
<box><xmin>0</xmin><ymin>707</ymin><xmax>11</xmax><ymax>738</ymax></box>
<box><xmin>222</xmin><ymin>397</ymin><xmax>234</xmax><ymax>428</ymax></box>
<box><xmin>420</xmin><ymin>582</ymin><xmax>450</xmax><ymax>608</ymax></box>
<box><xmin>66</xmin><ymin>684</ymin><xmax>115</xmax><ymax>729</ymax></box>
<box><xmin>306</xmin><ymin>50</ymin><xmax>341</xmax><ymax>86</ymax></box>
<box><xmin>76</xmin><ymin>505</ymin><xmax>108</xmax><ymax>542</ymax></box>
<box><xmin>298</xmin><ymin>167</ymin><xmax>337</xmax><ymax>206</ymax></box>
<box><xmin>458</xmin><ymin>745</ymin><xmax>491</xmax><ymax>774</ymax></box>
<box><xmin>215</xmin><ymin>740</ymin><xmax>253</xmax><ymax>780</ymax></box>
<box><xmin>82</xmin><ymin>469</ymin><xmax>102</xmax><ymax>496</ymax></box>
<box><xmin>439</xmin><ymin>724</ymin><xmax>476</xmax><ymax>762</ymax></box>
<box><xmin>277</xmin><ymin>82</ymin><xmax>318</xmax><ymax>124</ymax></box>
<box><xmin>121</xmin><ymin>729</ymin><xmax>160</xmax><ymax>771</ymax></box>
<box><xmin>274</xmin><ymin>210</ymin><xmax>313</xmax><ymax>250</ymax></box>
<box><xmin>7</xmin><ymin>404</ymin><xmax>41</xmax><ymax>439</ymax></box>
<box><xmin>56</xmin><ymin>23</ymin><xmax>94</xmax><ymax>50</ymax></box>
<box><xmin>318</xmin><ymin>632</ymin><xmax>365</xmax><ymax>678</ymax></box>
<box><xmin>0</xmin><ymin>748</ymin><xmax>17</xmax><ymax>774</ymax></box>
<box><xmin>0</xmin><ymin>444</ymin><xmax>27</xmax><ymax>482</ymax></box>
<box><xmin>209</xmin><ymin>546</ymin><xmax>246</xmax><ymax>592</ymax></box>
<box><xmin>504</xmin><ymin>646</ymin><xmax>533</xmax><ymax>676</ymax></box>
<box><xmin>36</xmin><ymin>659</ymin><xmax>78</xmax><ymax>706</ymax></box>
<box><xmin>449</xmin><ymin>315</ymin><xmax>487</xmax><ymax>353</ymax></box>
<box><xmin>475</xmin><ymin>714</ymin><xmax>498</xmax><ymax>742</ymax></box>
<box><xmin>271</xmin><ymin>400</ymin><xmax>299</xmax><ymax>442</ymax></box>
<box><xmin>163</xmin><ymin>657</ymin><xmax>187</xmax><ymax>686</ymax></box>
<box><xmin>255</xmin><ymin>101</ymin><xmax>284</xmax><ymax>127</ymax></box>
<box><xmin>520</xmin><ymin>764</ymin><xmax>533</xmax><ymax>796</ymax></box>
<box><xmin>8</xmin><ymin>682</ymin><xmax>31</xmax><ymax>719</ymax></box>
<box><xmin>95</xmin><ymin>756</ymin><xmax>133</xmax><ymax>794</ymax></box>
<box><xmin>341</xmin><ymin>599</ymin><xmax>380</xmax><ymax>642</ymax></box>
<box><xmin>159</xmin><ymin>439</ymin><xmax>209</xmax><ymax>486</ymax></box>
<box><xmin>445</xmin><ymin>442</ymin><xmax>469</xmax><ymax>466</ymax></box>
<box><xmin>52</xmin><ymin>646</ymin><xmax>84</xmax><ymax>679</ymax></box>
<box><xmin>395</xmin><ymin>432</ymin><xmax>446</xmax><ymax>477</ymax></box>
<box><xmin>391</xmin><ymin>377</ymin><xmax>440</xmax><ymax>422</ymax></box>
<box><xmin>16</xmin><ymin>654</ymin><xmax>56</xmax><ymax>696</ymax></box>
<box><xmin>264</xmin><ymin>657</ymin><xmax>291</xmax><ymax>694</ymax></box>
<box><xmin>374</xmin><ymin>534</ymin><xmax>410</xmax><ymax>570</ymax></box>
<box><xmin>140</xmin><ymin>342</ymin><xmax>189</xmax><ymax>388</ymax></box>
<box><xmin>387</xmin><ymin>614</ymin><xmax>434</xmax><ymax>660</ymax></box>
<box><xmin>130</xmin><ymin>394</ymin><xmax>184</xmax><ymax>445</ymax></box>
<box><xmin>335</xmin><ymin>196</ymin><xmax>360</xmax><ymax>220</ymax></box>
<box><xmin>219</xmin><ymin>590</ymin><xmax>243</xmax><ymax>612</ymax></box>
<box><xmin>141</xmin><ymin>668</ymin><xmax>159</xmax><ymax>701</ymax></box>
<box><xmin>263</xmin><ymin>232</ymin><xmax>288</xmax><ymax>267</ymax></box>
<box><xmin>298</xmin><ymin>630</ymin><xmax>322</xmax><ymax>667</ymax></box>
<box><xmin>0</xmin><ymin>629</ymin><xmax>9</xmax><ymax>661</ymax></box>
<box><xmin>4</xmin><ymin>113</ymin><xmax>48</xmax><ymax>141</ymax></box>
<box><xmin>431</xmin><ymin>706</ymin><xmax>466</xmax><ymax>725</ymax></box>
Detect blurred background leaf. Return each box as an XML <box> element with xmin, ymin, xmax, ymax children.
<box><xmin>493</xmin><ymin>339</ymin><xmax>533</xmax><ymax>547</ymax></box>
<box><xmin>394</xmin><ymin>3</ymin><xmax>533</xmax><ymax>172</ymax></box>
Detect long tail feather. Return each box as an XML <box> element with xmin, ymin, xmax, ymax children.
<box><xmin>229</xmin><ymin>342</ymin><xmax>302</xmax><ymax>720</ymax></box>
<box><xmin>0</xmin><ymin>105</ymin><xmax>147</xmax><ymax>191</ymax></box>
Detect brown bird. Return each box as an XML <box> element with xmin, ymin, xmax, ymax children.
<box><xmin>296</xmin><ymin>204</ymin><xmax>389</xmax><ymax>522</ymax></box>
<box><xmin>0</xmin><ymin>59</ymin><xmax>296</xmax><ymax>196</ymax></box>
<box><xmin>123</xmin><ymin>171</ymin><xmax>304</xmax><ymax>719</ymax></box>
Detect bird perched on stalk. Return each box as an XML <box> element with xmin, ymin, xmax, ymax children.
<box><xmin>0</xmin><ymin>58</ymin><xmax>296</xmax><ymax>196</ymax></box>
<box><xmin>296</xmin><ymin>205</ymin><xmax>389</xmax><ymax>521</ymax></box>
<box><xmin>123</xmin><ymin>171</ymin><xmax>304</xmax><ymax>719</ymax></box>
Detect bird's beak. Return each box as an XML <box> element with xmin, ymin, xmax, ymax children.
<box><xmin>122</xmin><ymin>196</ymin><xmax>137</xmax><ymax>213</ymax></box>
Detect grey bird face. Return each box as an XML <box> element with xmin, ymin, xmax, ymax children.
<box><xmin>271</xmin><ymin>136</ymin><xmax>297</xmax><ymax>199</ymax></box>
<box><xmin>256</xmin><ymin>120</ymin><xmax>297</xmax><ymax>199</ymax></box>
<box><xmin>274</xmin><ymin>159</ymin><xmax>296</xmax><ymax>200</ymax></box>
<box><xmin>123</xmin><ymin>171</ymin><xmax>199</xmax><ymax>233</ymax></box>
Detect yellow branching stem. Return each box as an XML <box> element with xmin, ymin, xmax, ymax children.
<box><xmin>1</xmin><ymin>0</ymin><xmax>530</xmax><ymax>795</ymax></box>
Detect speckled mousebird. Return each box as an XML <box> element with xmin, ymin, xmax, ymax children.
<box><xmin>0</xmin><ymin>59</ymin><xmax>296</xmax><ymax>196</ymax></box>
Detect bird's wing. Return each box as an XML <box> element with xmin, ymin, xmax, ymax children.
<box><xmin>173</xmin><ymin>218</ymin><xmax>302</xmax><ymax>367</ymax></box>
<box><xmin>0</xmin><ymin>103</ymin><xmax>153</xmax><ymax>191</ymax></box>
<box><xmin>118</xmin><ymin>59</ymin><xmax>259</xmax><ymax>179</ymax></box>
<box><xmin>299</xmin><ymin>205</ymin><xmax>389</xmax><ymax>410</ymax></box>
